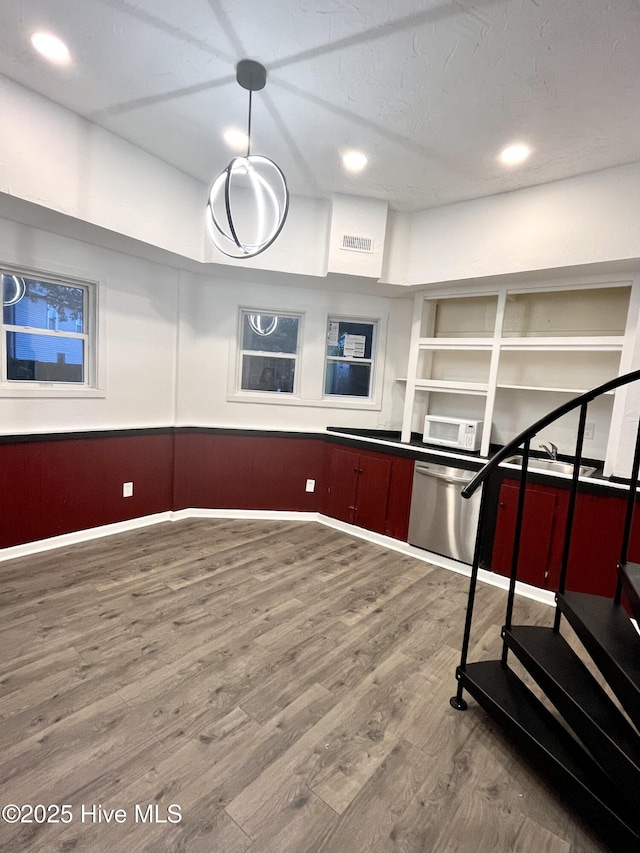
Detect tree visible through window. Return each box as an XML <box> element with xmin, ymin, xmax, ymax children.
<box><xmin>2</xmin><ymin>272</ymin><xmax>89</xmax><ymax>384</ymax></box>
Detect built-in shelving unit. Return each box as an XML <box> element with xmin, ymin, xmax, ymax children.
<box><xmin>401</xmin><ymin>283</ymin><xmax>633</xmax><ymax>459</ymax></box>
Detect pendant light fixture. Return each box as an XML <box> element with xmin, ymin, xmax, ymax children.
<box><xmin>2</xmin><ymin>273</ymin><xmax>26</xmax><ymax>306</ymax></box>
<box><xmin>248</xmin><ymin>313</ymin><xmax>278</xmax><ymax>336</ymax></box>
<box><xmin>206</xmin><ymin>60</ymin><xmax>289</xmax><ymax>259</ymax></box>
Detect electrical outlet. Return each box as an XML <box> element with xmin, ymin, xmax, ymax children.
<box><xmin>305</xmin><ymin>479</ymin><xmax>316</xmax><ymax>493</ymax></box>
<box><xmin>123</xmin><ymin>481</ymin><xmax>134</xmax><ymax>497</ymax></box>
<box><xmin>585</xmin><ymin>422</ymin><xmax>595</xmax><ymax>440</ymax></box>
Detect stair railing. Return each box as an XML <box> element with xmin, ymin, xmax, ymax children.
<box><xmin>450</xmin><ymin>368</ymin><xmax>640</xmax><ymax>711</ymax></box>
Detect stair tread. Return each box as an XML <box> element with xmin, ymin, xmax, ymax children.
<box><xmin>460</xmin><ymin>660</ymin><xmax>640</xmax><ymax>841</ymax></box>
<box><xmin>620</xmin><ymin>561</ymin><xmax>640</xmax><ymax>619</ymax></box>
<box><xmin>559</xmin><ymin>591</ymin><xmax>640</xmax><ymax>676</ymax></box>
<box><xmin>507</xmin><ymin>625</ymin><xmax>640</xmax><ymax>768</ymax></box>
<box><xmin>557</xmin><ymin>592</ymin><xmax>640</xmax><ymax>730</ymax></box>
<box><xmin>459</xmin><ymin>660</ymin><xmax>640</xmax><ymax>843</ymax></box>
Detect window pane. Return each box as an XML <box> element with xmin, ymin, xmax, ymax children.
<box><xmin>242</xmin><ymin>314</ymin><xmax>298</xmax><ymax>354</ymax></box>
<box><xmin>241</xmin><ymin>355</ymin><xmax>295</xmax><ymax>393</ymax></box>
<box><xmin>326</xmin><ymin>321</ymin><xmax>374</xmax><ymax>359</ymax></box>
<box><xmin>325</xmin><ymin>361</ymin><xmax>371</xmax><ymax>397</ymax></box>
<box><xmin>3</xmin><ymin>276</ymin><xmax>85</xmax><ymax>332</ymax></box>
<box><xmin>6</xmin><ymin>332</ymin><xmax>84</xmax><ymax>382</ymax></box>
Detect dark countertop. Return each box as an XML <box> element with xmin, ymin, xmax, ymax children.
<box><xmin>326</xmin><ymin>426</ymin><xmax>491</xmax><ymax>469</ymax></box>
<box><xmin>326</xmin><ymin>426</ymin><xmax>628</xmax><ymax>498</ymax></box>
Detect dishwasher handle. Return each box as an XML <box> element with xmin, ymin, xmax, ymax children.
<box><xmin>414</xmin><ymin>464</ymin><xmax>475</xmax><ymax>485</ymax></box>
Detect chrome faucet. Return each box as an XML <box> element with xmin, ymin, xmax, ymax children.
<box><xmin>539</xmin><ymin>442</ymin><xmax>558</xmax><ymax>460</ymax></box>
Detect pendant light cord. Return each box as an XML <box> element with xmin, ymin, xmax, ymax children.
<box><xmin>247</xmin><ymin>90</ymin><xmax>252</xmax><ymax>158</ymax></box>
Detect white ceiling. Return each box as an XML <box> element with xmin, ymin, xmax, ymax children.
<box><xmin>1</xmin><ymin>0</ymin><xmax>639</xmax><ymax>213</ymax></box>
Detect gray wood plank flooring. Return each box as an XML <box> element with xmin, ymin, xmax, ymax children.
<box><xmin>0</xmin><ymin>519</ymin><xmax>603</xmax><ymax>852</ymax></box>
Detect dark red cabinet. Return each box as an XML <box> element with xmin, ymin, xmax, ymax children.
<box><xmin>0</xmin><ymin>429</ymin><xmax>413</xmax><ymax>550</ymax></box>
<box><xmin>564</xmin><ymin>493</ymin><xmax>625</xmax><ymax>598</ymax></box>
<box><xmin>492</xmin><ymin>481</ymin><xmax>559</xmax><ymax>588</ymax></box>
<box><xmin>325</xmin><ymin>445</ymin><xmax>413</xmax><ymax>539</ymax></box>
<box><xmin>492</xmin><ymin>478</ymin><xmax>640</xmax><ymax>597</ymax></box>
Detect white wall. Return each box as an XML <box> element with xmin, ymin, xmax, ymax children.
<box><xmin>0</xmin><ymin>216</ymin><xmax>413</xmax><ymax>436</ymax></box>
<box><xmin>4</xmin><ymin>72</ymin><xmax>640</xmax><ymax>450</ymax></box>
<box><xmin>0</xmin><ymin>217</ymin><xmax>179</xmax><ymax>434</ymax></box>
<box><xmin>7</xmin><ymin>72</ymin><xmax>640</xmax><ymax>292</ymax></box>
<box><xmin>608</xmin><ymin>277</ymin><xmax>640</xmax><ymax>477</ymax></box>
<box><xmin>0</xmin><ymin>77</ymin><xmax>204</xmax><ymax>263</ymax></box>
<box><xmin>175</xmin><ymin>271</ymin><xmax>412</xmax><ymax>432</ymax></box>
<box><xmin>202</xmin><ymin>194</ymin><xmax>332</xmax><ymax>278</ymax></box>
<box><xmin>327</xmin><ymin>195</ymin><xmax>388</xmax><ymax>278</ymax></box>
<box><xmin>397</xmin><ymin>162</ymin><xmax>640</xmax><ymax>286</ymax></box>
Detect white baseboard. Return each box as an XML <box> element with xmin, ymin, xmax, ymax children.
<box><xmin>0</xmin><ymin>508</ymin><xmax>555</xmax><ymax>608</ymax></box>
<box><xmin>0</xmin><ymin>512</ymin><xmax>173</xmax><ymax>563</ymax></box>
<box><xmin>171</xmin><ymin>508</ymin><xmax>320</xmax><ymax>523</ymax></box>
<box><xmin>315</xmin><ymin>514</ymin><xmax>556</xmax><ymax>608</ymax></box>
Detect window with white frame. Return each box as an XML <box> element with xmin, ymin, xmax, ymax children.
<box><xmin>324</xmin><ymin>317</ymin><xmax>377</xmax><ymax>398</ymax></box>
<box><xmin>238</xmin><ymin>310</ymin><xmax>301</xmax><ymax>394</ymax></box>
<box><xmin>1</xmin><ymin>270</ymin><xmax>94</xmax><ymax>386</ymax></box>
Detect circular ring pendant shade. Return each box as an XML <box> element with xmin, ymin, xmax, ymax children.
<box><xmin>2</xmin><ymin>273</ymin><xmax>26</xmax><ymax>306</ymax></box>
<box><xmin>248</xmin><ymin>313</ymin><xmax>278</xmax><ymax>336</ymax></box>
<box><xmin>206</xmin><ymin>155</ymin><xmax>289</xmax><ymax>259</ymax></box>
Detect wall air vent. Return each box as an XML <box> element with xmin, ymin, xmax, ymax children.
<box><xmin>341</xmin><ymin>234</ymin><xmax>374</xmax><ymax>253</ymax></box>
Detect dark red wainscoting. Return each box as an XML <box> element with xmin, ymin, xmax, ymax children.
<box><xmin>1</xmin><ymin>430</ymin><xmax>409</xmax><ymax>551</ymax></box>
<box><xmin>173</xmin><ymin>433</ymin><xmax>328</xmax><ymax>514</ymax></box>
<box><xmin>0</xmin><ymin>433</ymin><xmax>174</xmax><ymax>549</ymax></box>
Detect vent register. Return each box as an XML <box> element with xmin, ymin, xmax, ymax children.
<box><xmin>341</xmin><ymin>234</ymin><xmax>374</xmax><ymax>253</ymax></box>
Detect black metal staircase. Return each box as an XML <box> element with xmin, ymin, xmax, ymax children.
<box><xmin>451</xmin><ymin>369</ymin><xmax>640</xmax><ymax>852</ymax></box>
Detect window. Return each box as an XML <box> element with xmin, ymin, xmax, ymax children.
<box><xmin>2</xmin><ymin>270</ymin><xmax>93</xmax><ymax>386</ymax></box>
<box><xmin>325</xmin><ymin>317</ymin><xmax>377</xmax><ymax>398</ymax></box>
<box><xmin>238</xmin><ymin>311</ymin><xmax>301</xmax><ymax>394</ymax></box>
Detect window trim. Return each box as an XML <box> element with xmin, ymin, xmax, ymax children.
<box><xmin>323</xmin><ymin>315</ymin><xmax>379</xmax><ymax>401</ymax></box>
<box><xmin>0</xmin><ymin>264</ymin><xmax>103</xmax><ymax>398</ymax></box>
<box><xmin>228</xmin><ymin>308</ymin><xmax>387</xmax><ymax>410</ymax></box>
<box><xmin>233</xmin><ymin>308</ymin><xmax>303</xmax><ymax>400</ymax></box>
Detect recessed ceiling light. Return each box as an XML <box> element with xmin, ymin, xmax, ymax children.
<box><xmin>500</xmin><ymin>143</ymin><xmax>531</xmax><ymax>166</ymax></box>
<box><xmin>342</xmin><ymin>150</ymin><xmax>368</xmax><ymax>172</ymax></box>
<box><xmin>223</xmin><ymin>128</ymin><xmax>248</xmax><ymax>151</ymax></box>
<box><xmin>30</xmin><ymin>31</ymin><xmax>70</xmax><ymax>64</ymax></box>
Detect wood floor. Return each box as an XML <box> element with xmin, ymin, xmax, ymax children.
<box><xmin>0</xmin><ymin>518</ymin><xmax>604</xmax><ymax>852</ymax></box>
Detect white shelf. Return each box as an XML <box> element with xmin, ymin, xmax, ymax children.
<box><xmin>402</xmin><ymin>285</ymin><xmax>633</xmax><ymax>455</ymax></box>
<box><xmin>496</xmin><ymin>383</ymin><xmax>616</xmax><ymax>395</ymax></box>
<box><xmin>498</xmin><ymin>336</ymin><xmax>624</xmax><ymax>351</ymax></box>
<box><xmin>418</xmin><ymin>337</ymin><xmax>493</xmax><ymax>350</ymax></box>
<box><xmin>414</xmin><ymin>379</ymin><xmax>488</xmax><ymax>395</ymax></box>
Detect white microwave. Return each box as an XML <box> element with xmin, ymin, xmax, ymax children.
<box><xmin>423</xmin><ymin>416</ymin><xmax>483</xmax><ymax>451</ymax></box>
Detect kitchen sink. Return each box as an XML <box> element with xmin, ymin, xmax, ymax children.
<box><xmin>503</xmin><ymin>455</ymin><xmax>598</xmax><ymax>477</ymax></box>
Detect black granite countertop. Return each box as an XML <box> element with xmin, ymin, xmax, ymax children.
<box><xmin>326</xmin><ymin>426</ymin><xmax>628</xmax><ymax>498</ymax></box>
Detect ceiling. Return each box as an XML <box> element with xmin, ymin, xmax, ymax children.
<box><xmin>0</xmin><ymin>0</ymin><xmax>639</xmax><ymax>213</ymax></box>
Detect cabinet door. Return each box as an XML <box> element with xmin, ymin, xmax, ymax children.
<box><xmin>325</xmin><ymin>446</ymin><xmax>360</xmax><ymax>524</ymax></box>
<box><xmin>492</xmin><ymin>481</ymin><xmax>557</xmax><ymax>588</ymax></box>
<box><xmin>565</xmin><ymin>494</ymin><xmax>625</xmax><ymax>597</ymax></box>
<box><xmin>355</xmin><ymin>453</ymin><xmax>392</xmax><ymax>535</ymax></box>
<box><xmin>384</xmin><ymin>456</ymin><xmax>414</xmax><ymax>541</ymax></box>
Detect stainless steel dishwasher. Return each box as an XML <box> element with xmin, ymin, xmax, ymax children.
<box><xmin>408</xmin><ymin>461</ymin><xmax>481</xmax><ymax>564</ymax></box>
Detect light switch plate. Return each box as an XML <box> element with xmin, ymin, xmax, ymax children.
<box><xmin>123</xmin><ymin>481</ymin><xmax>134</xmax><ymax>497</ymax></box>
<box><xmin>305</xmin><ymin>479</ymin><xmax>315</xmax><ymax>493</ymax></box>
